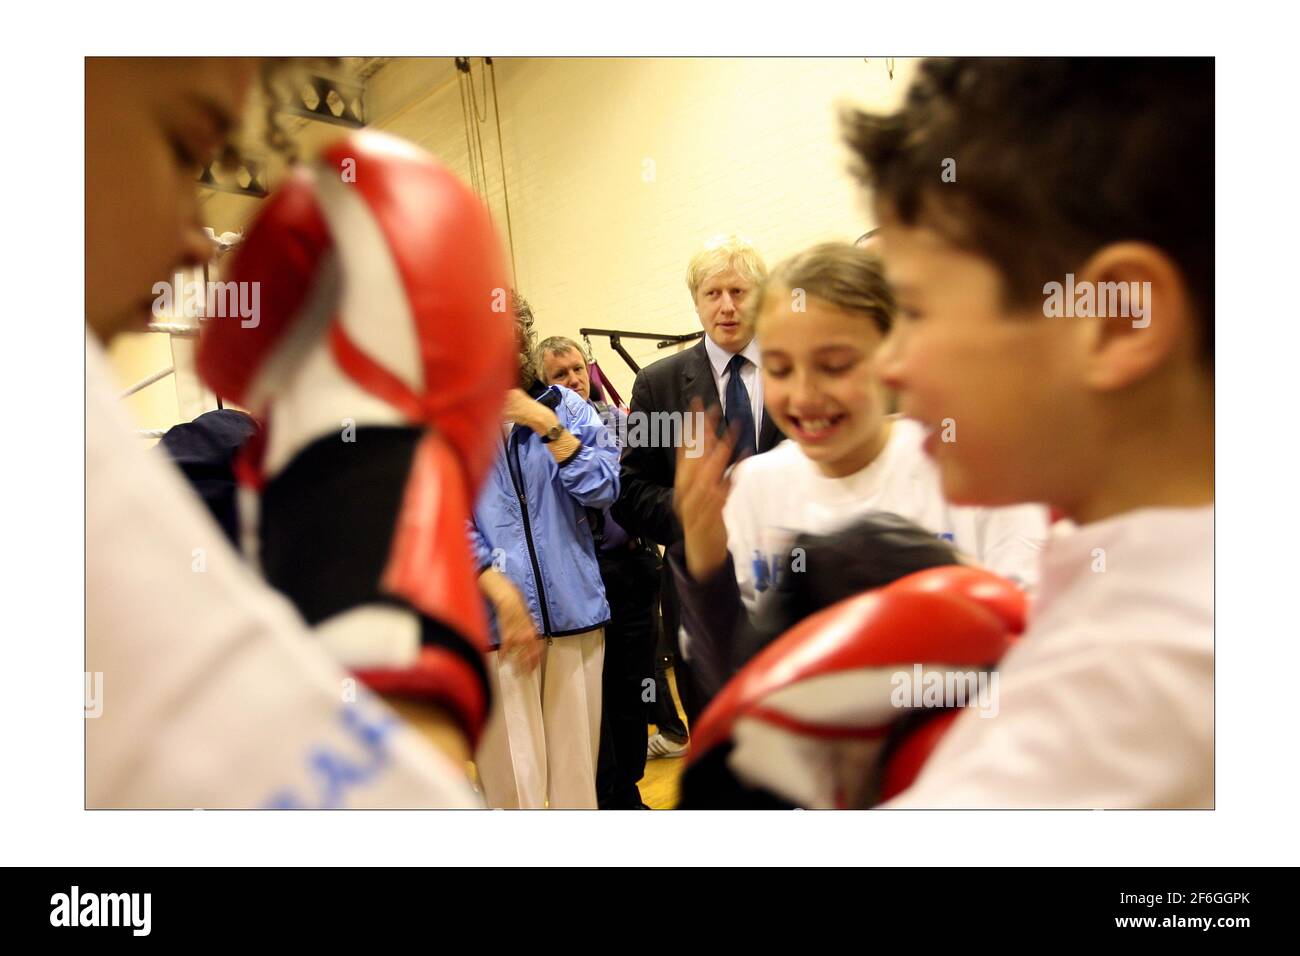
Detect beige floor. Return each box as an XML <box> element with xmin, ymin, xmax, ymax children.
<box><xmin>640</xmin><ymin>667</ymin><xmax>688</xmax><ymax>810</ymax></box>
<box><xmin>638</xmin><ymin>729</ymin><xmax>687</xmax><ymax>809</ymax></box>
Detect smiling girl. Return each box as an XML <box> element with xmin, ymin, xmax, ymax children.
<box><xmin>676</xmin><ymin>242</ymin><xmax>1048</xmax><ymax>617</ymax></box>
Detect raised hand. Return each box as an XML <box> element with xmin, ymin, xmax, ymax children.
<box><xmin>673</xmin><ymin>399</ymin><xmax>742</xmax><ymax>581</ymax></box>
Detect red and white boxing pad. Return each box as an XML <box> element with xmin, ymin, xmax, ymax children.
<box><xmin>197</xmin><ymin>131</ymin><xmax>515</xmax><ymax>743</ymax></box>
<box><xmin>199</xmin><ymin>132</ymin><xmax>513</xmax><ymax>492</ymax></box>
<box><xmin>688</xmin><ymin>565</ymin><xmax>1027</xmax><ymax>808</ymax></box>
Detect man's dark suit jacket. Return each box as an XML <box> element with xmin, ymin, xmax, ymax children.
<box><xmin>610</xmin><ymin>337</ymin><xmax>783</xmax><ymax>721</ymax></box>
<box><xmin>612</xmin><ymin>338</ymin><xmax>784</xmax><ymax>547</ymax></box>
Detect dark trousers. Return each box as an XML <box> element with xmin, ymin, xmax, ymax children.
<box><xmin>651</xmin><ymin>617</ymin><xmax>690</xmax><ymax>742</ymax></box>
<box><xmin>595</xmin><ymin>544</ymin><xmax>660</xmax><ymax>809</ymax></box>
<box><xmin>655</xmin><ymin>567</ymin><xmax>707</xmax><ymax>733</ymax></box>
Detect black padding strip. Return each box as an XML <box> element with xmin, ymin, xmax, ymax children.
<box><xmin>260</xmin><ymin>426</ymin><xmax>421</xmax><ymax>624</ymax></box>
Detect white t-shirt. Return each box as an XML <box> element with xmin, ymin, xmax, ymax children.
<box><xmin>723</xmin><ymin>417</ymin><xmax>1049</xmax><ymax>613</ymax></box>
<box><xmin>886</xmin><ymin>505</ymin><xmax>1214</xmax><ymax>808</ymax></box>
<box><xmin>86</xmin><ymin>334</ymin><xmax>478</xmax><ymax>808</ymax></box>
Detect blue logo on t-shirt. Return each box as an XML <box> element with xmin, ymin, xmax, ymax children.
<box><xmin>262</xmin><ymin>702</ymin><xmax>399</xmax><ymax>809</ymax></box>
<box><xmin>753</xmin><ymin>549</ymin><xmax>797</xmax><ymax>593</ymax></box>
<box><xmin>752</xmin><ymin>550</ymin><xmax>772</xmax><ymax>592</ymax></box>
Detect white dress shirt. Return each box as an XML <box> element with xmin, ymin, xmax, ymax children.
<box><xmin>703</xmin><ymin>334</ymin><xmax>764</xmax><ymax>447</ymax></box>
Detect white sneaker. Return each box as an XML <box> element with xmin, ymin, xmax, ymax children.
<box><xmin>646</xmin><ymin>733</ymin><xmax>689</xmax><ymax>759</ymax></box>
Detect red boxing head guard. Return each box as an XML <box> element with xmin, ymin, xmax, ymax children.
<box><xmin>686</xmin><ymin>565</ymin><xmax>1027</xmax><ymax>808</ymax></box>
<box><xmin>197</xmin><ymin>132</ymin><xmax>516</xmax><ymax>735</ymax></box>
<box><xmin>198</xmin><ymin>130</ymin><xmax>514</xmax><ymax>491</ymax></box>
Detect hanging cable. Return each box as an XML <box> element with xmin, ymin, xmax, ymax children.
<box><xmin>458</xmin><ymin>57</ymin><xmax>494</xmax><ymax>226</ymax></box>
<box><xmin>455</xmin><ymin>61</ymin><xmax>473</xmax><ymax>195</ymax></box>
<box><xmin>457</xmin><ymin>58</ymin><xmax>483</xmax><ymax>201</ymax></box>
<box><xmin>467</xmin><ymin>55</ymin><xmax>490</xmax><ymax>123</ymax></box>
<box><xmin>455</xmin><ymin>58</ymin><xmax>483</xmax><ymax>201</ymax></box>
<box><xmin>487</xmin><ymin>58</ymin><xmax>517</xmax><ymax>282</ymax></box>
<box><xmin>469</xmin><ymin>61</ymin><xmax>492</xmax><ymax>219</ymax></box>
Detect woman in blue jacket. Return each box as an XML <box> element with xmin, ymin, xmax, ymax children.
<box><xmin>471</xmin><ymin>298</ymin><xmax>620</xmax><ymax>809</ymax></box>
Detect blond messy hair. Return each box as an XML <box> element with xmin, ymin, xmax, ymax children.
<box><xmin>685</xmin><ymin>234</ymin><xmax>768</xmax><ymax>301</ymax></box>
<box><xmin>752</xmin><ymin>241</ymin><xmax>896</xmax><ymax>336</ymax></box>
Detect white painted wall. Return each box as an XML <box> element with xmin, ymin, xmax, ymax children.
<box><xmin>118</xmin><ymin>57</ymin><xmax>917</xmax><ymax>429</ymax></box>
<box><xmin>369</xmin><ymin>56</ymin><xmax>916</xmax><ymax>401</ymax></box>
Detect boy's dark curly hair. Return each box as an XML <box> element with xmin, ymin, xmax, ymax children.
<box><xmin>843</xmin><ymin>58</ymin><xmax>1213</xmax><ymax>362</ymax></box>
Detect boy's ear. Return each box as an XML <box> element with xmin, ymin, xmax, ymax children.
<box><xmin>1076</xmin><ymin>242</ymin><xmax>1196</xmax><ymax>392</ymax></box>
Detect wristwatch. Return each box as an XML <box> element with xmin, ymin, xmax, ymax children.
<box><xmin>540</xmin><ymin>423</ymin><xmax>565</xmax><ymax>444</ymax></box>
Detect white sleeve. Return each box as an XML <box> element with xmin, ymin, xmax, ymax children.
<box><xmin>971</xmin><ymin>504</ymin><xmax>1050</xmax><ymax>591</ymax></box>
<box><xmin>86</xmin><ymin>338</ymin><xmax>478</xmax><ymax>808</ymax></box>
<box><xmin>883</xmin><ymin>636</ymin><xmax>1213</xmax><ymax>809</ymax></box>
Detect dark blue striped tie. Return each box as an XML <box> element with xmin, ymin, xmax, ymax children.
<box><xmin>724</xmin><ymin>353</ymin><xmax>757</xmax><ymax>461</ymax></box>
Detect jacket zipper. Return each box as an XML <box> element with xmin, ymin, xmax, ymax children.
<box><xmin>506</xmin><ymin>428</ymin><xmax>553</xmax><ymax>637</ymax></box>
